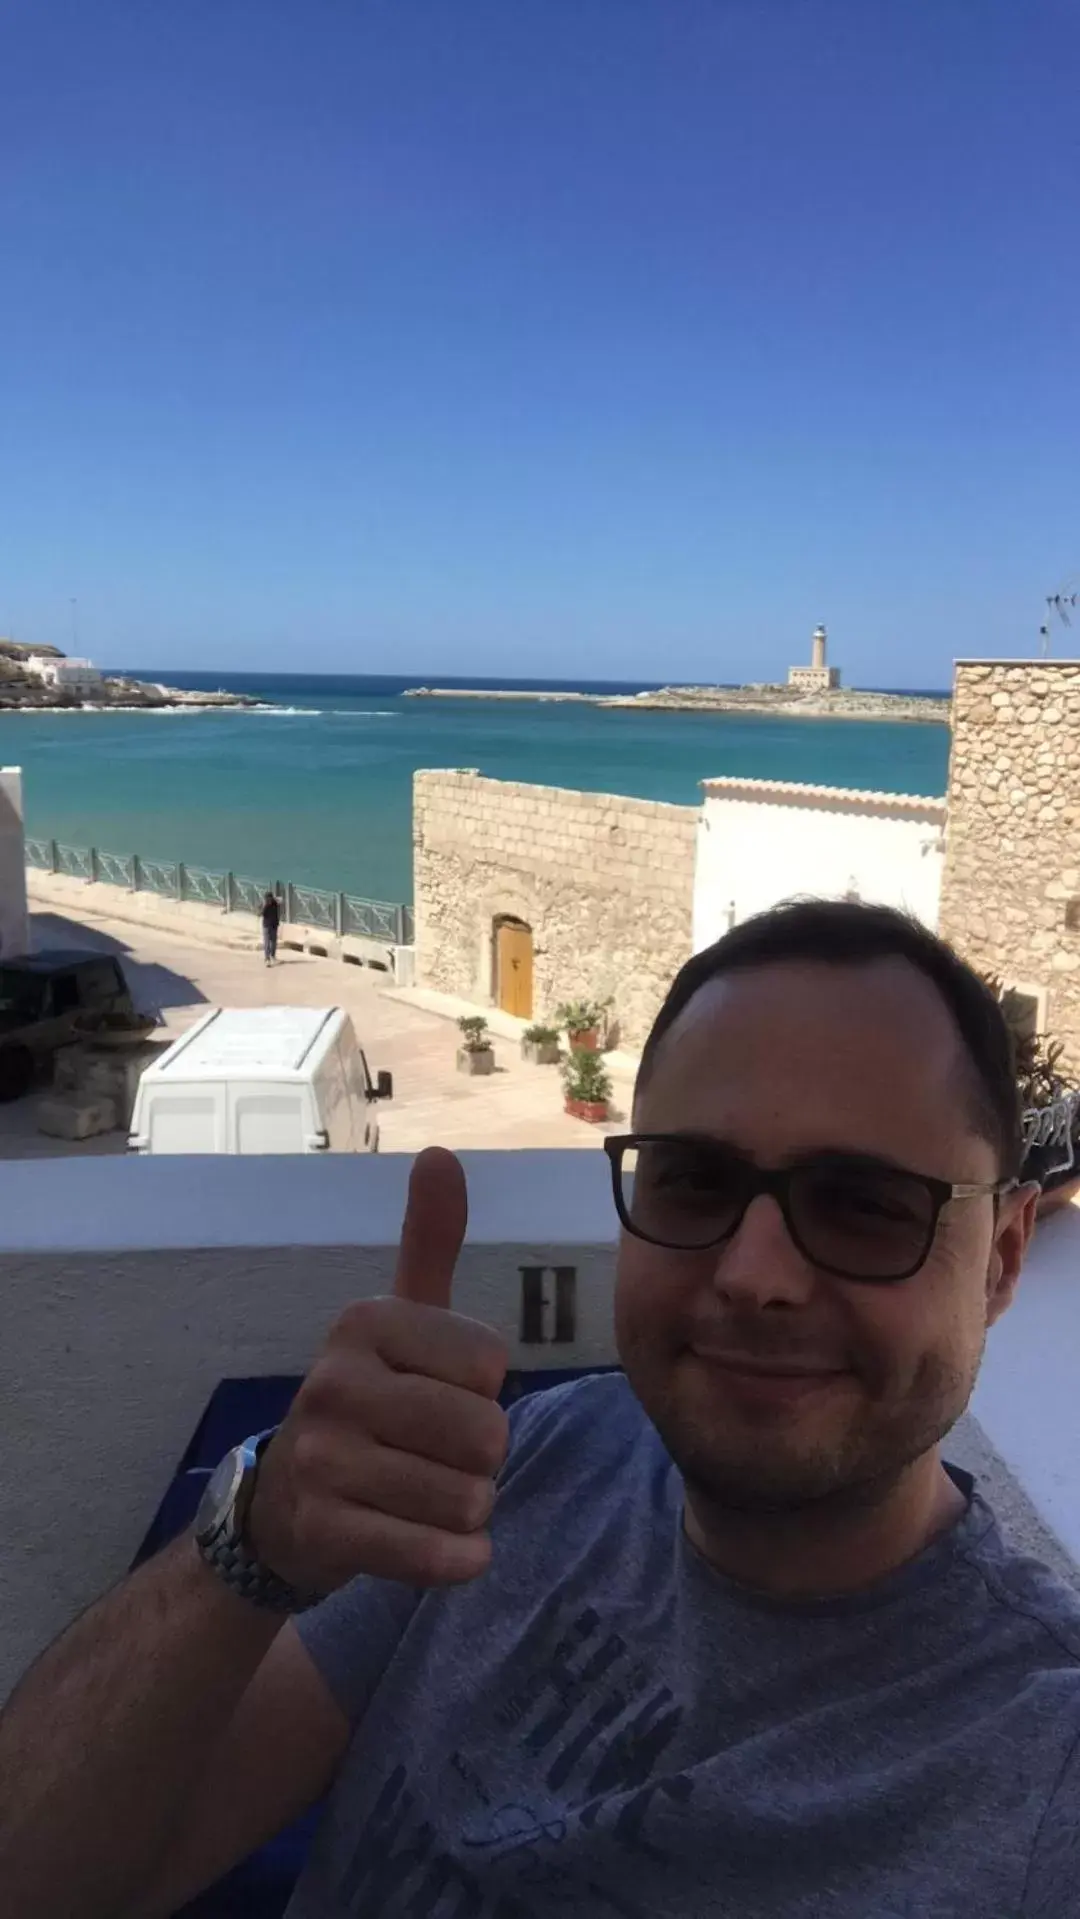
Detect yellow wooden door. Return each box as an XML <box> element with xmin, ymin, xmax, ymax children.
<box><xmin>497</xmin><ymin>921</ymin><xmax>533</xmax><ymax>1018</ymax></box>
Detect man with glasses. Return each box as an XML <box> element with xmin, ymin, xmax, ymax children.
<box><xmin>3</xmin><ymin>901</ymin><xmax>1079</xmax><ymax>1917</ymax></box>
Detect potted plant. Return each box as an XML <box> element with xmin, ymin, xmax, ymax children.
<box><xmin>555</xmin><ymin>996</ymin><xmax>613</xmax><ymax>1053</ymax></box>
<box><xmin>456</xmin><ymin>1015</ymin><xmax>495</xmax><ymax>1077</ymax></box>
<box><xmin>521</xmin><ymin>1023</ymin><xmax>561</xmax><ymax>1066</ymax></box>
<box><xmin>985</xmin><ymin>976</ymin><xmax>1080</xmax><ymax>1216</ymax></box>
<box><xmin>562</xmin><ymin>1047</ymin><xmax>613</xmax><ymax>1123</ymax></box>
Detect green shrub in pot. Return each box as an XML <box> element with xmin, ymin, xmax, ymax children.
<box><xmin>456</xmin><ymin>1014</ymin><xmax>495</xmax><ymax>1076</ymax></box>
<box><xmin>521</xmin><ymin>1023</ymin><xmax>561</xmax><ymax>1065</ymax></box>
<box><xmin>561</xmin><ymin>1046</ymin><xmax>613</xmax><ymax>1119</ymax></box>
<box><xmin>555</xmin><ymin>997</ymin><xmax>613</xmax><ymax>1049</ymax></box>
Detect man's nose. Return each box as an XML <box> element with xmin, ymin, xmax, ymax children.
<box><xmin>710</xmin><ymin>1191</ymin><xmax>819</xmax><ymax>1307</ymax></box>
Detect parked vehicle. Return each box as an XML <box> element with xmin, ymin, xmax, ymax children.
<box><xmin>128</xmin><ymin>1005</ymin><xmax>393</xmax><ymax>1154</ymax></box>
<box><xmin>0</xmin><ymin>950</ymin><xmax>144</xmax><ymax>1102</ymax></box>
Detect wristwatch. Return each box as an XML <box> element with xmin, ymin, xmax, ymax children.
<box><xmin>194</xmin><ymin>1428</ymin><xmax>320</xmax><ymax>1614</ymax></box>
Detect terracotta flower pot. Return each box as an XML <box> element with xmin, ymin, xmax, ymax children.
<box><xmin>568</xmin><ymin>1029</ymin><xmax>599</xmax><ymax>1052</ymax></box>
<box><xmin>565</xmin><ymin>1095</ymin><xmax>608</xmax><ymax>1124</ymax></box>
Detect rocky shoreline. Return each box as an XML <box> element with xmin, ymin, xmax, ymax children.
<box><xmin>404</xmin><ymin>683</ymin><xmax>951</xmax><ymax>724</ymax></box>
<box><xmin>0</xmin><ymin>678</ymin><xmax>259</xmax><ymax>712</ymax></box>
<box><xmin>599</xmin><ymin>684</ymin><xmax>950</xmax><ymax>723</ymax></box>
<box><xmin>0</xmin><ymin>642</ymin><xmax>258</xmax><ymax>711</ymax></box>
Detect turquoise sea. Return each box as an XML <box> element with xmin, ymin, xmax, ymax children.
<box><xmin>0</xmin><ymin>672</ymin><xmax>951</xmax><ymax>905</ymax></box>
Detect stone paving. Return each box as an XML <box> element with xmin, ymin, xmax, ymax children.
<box><xmin>0</xmin><ymin>886</ymin><xmax>634</xmax><ymax>1159</ymax></box>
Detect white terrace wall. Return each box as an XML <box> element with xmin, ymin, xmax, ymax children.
<box><xmin>0</xmin><ymin>1151</ymin><xmax>620</xmax><ymax>1701</ymax></box>
<box><xmin>0</xmin><ymin>767</ymin><xmax>29</xmax><ymax>958</ymax></box>
<box><xmin>2</xmin><ymin>1154</ymin><xmax>1079</xmax><ymax>1703</ymax></box>
<box><xmin>413</xmin><ymin>771</ymin><xmax>697</xmax><ymax>1048</ymax></box>
<box><xmin>693</xmin><ymin>777</ymin><xmax>946</xmax><ymax>950</ymax></box>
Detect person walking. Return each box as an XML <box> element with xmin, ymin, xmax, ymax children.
<box><xmin>260</xmin><ymin>890</ymin><xmax>281</xmax><ymax>967</ymax></box>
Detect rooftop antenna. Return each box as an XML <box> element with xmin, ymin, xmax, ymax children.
<box><xmin>1039</xmin><ymin>577</ymin><xmax>1078</xmax><ymax>658</ymax></box>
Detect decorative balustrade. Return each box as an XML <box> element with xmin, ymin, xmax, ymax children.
<box><xmin>25</xmin><ymin>836</ymin><xmax>413</xmax><ymax>947</ymax></box>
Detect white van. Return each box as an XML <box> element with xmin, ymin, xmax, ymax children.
<box><xmin>128</xmin><ymin>1006</ymin><xmax>393</xmax><ymax>1155</ymax></box>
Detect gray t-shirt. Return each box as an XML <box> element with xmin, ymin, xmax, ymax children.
<box><xmin>288</xmin><ymin>1373</ymin><xmax>1080</xmax><ymax>1917</ymax></box>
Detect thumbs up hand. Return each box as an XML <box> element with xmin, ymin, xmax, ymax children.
<box><xmin>247</xmin><ymin>1148</ymin><xmax>510</xmax><ymax>1594</ymax></box>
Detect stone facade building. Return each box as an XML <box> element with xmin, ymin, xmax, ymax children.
<box><xmin>413</xmin><ymin>765</ymin><xmax>947</xmax><ymax>1053</ymax></box>
<box><xmin>413</xmin><ymin>659</ymin><xmax>1080</xmax><ymax>1072</ymax></box>
<box><xmin>24</xmin><ymin>655</ymin><xmax>102</xmax><ymax>691</ymax></box>
<box><xmin>939</xmin><ymin>660</ymin><xmax>1080</xmax><ymax>1071</ymax></box>
<box><xmin>413</xmin><ymin>770</ymin><xmax>697</xmax><ymax>1049</ymax></box>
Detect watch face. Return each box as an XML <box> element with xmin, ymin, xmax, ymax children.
<box><xmin>195</xmin><ymin>1448</ymin><xmax>245</xmax><ymax>1543</ymax></box>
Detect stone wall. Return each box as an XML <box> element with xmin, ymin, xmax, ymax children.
<box><xmin>939</xmin><ymin>660</ymin><xmax>1080</xmax><ymax>1069</ymax></box>
<box><xmin>413</xmin><ymin>771</ymin><xmax>697</xmax><ymax>1048</ymax></box>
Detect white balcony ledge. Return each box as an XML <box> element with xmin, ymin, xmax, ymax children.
<box><xmin>0</xmin><ymin>1148</ymin><xmax>614</xmax><ymax>1251</ymax></box>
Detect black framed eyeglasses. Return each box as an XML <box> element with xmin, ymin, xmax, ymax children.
<box><xmin>603</xmin><ymin>1133</ymin><xmax>1015</xmax><ymax>1284</ymax></box>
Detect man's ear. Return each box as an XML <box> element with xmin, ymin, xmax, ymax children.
<box><xmin>986</xmin><ymin>1182</ymin><xmax>1040</xmax><ymax>1328</ymax></box>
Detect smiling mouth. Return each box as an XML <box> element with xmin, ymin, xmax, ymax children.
<box><xmin>689</xmin><ymin>1350</ymin><xmax>851</xmax><ymax>1394</ymax></box>
<box><xmin>692</xmin><ymin>1349</ymin><xmax>846</xmax><ymax>1377</ymax></box>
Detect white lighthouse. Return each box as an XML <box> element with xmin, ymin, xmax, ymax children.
<box><xmin>788</xmin><ymin>623</ymin><xmax>841</xmax><ymax>692</ymax></box>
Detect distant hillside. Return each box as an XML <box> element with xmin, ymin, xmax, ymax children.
<box><xmin>0</xmin><ymin>638</ymin><xmax>64</xmax><ymax>663</ymax></box>
<box><xmin>0</xmin><ymin>639</ymin><xmax>257</xmax><ymax>711</ymax></box>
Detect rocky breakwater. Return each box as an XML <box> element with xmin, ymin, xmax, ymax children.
<box><xmin>403</xmin><ymin>682</ymin><xmax>950</xmax><ymax>724</ymax></box>
<box><xmin>597</xmin><ymin>684</ymin><xmax>951</xmax><ymax>724</ymax></box>
<box><xmin>0</xmin><ymin>640</ymin><xmax>258</xmax><ymax>710</ymax></box>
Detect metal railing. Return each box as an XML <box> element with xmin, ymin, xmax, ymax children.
<box><xmin>24</xmin><ymin>836</ymin><xmax>413</xmax><ymax>947</ymax></box>
<box><xmin>288</xmin><ymin>881</ymin><xmax>338</xmax><ymax>933</ymax></box>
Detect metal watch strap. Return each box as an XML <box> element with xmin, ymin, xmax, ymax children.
<box><xmin>198</xmin><ymin>1528</ymin><xmax>314</xmax><ymax>1613</ymax></box>
<box><xmin>197</xmin><ymin>1429</ymin><xmax>321</xmax><ymax>1614</ymax></box>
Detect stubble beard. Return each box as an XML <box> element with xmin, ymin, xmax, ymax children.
<box><xmin>632</xmin><ymin>1347</ymin><xmax>979</xmax><ymax>1518</ymax></box>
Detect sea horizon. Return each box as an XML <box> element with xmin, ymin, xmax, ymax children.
<box><xmin>115</xmin><ymin>667</ymin><xmax>954</xmax><ymax>700</ymax></box>
<box><xmin>1</xmin><ymin>669</ymin><xmax>952</xmax><ymax>905</ymax></box>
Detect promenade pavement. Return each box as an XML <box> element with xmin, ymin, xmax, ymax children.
<box><xmin>0</xmin><ymin>886</ymin><xmax>632</xmax><ymax>1159</ymax></box>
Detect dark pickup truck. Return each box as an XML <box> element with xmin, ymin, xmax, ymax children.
<box><xmin>0</xmin><ymin>950</ymin><xmax>142</xmax><ymax>1101</ymax></box>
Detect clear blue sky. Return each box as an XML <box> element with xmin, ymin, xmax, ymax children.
<box><xmin>1</xmin><ymin>0</ymin><xmax>1077</xmax><ymax>687</ymax></box>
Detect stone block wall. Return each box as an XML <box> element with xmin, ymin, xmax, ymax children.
<box><xmin>413</xmin><ymin>771</ymin><xmax>697</xmax><ymax>1048</ymax></box>
<box><xmin>939</xmin><ymin>661</ymin><xmax>1080</xmax><ymax>1069</ymax></box>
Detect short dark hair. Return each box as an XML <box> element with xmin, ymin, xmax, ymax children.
<box><xmin>637</xmin><ymin>899</ymin><xmax>1022</xmax><ymax>1177</ymax></box>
